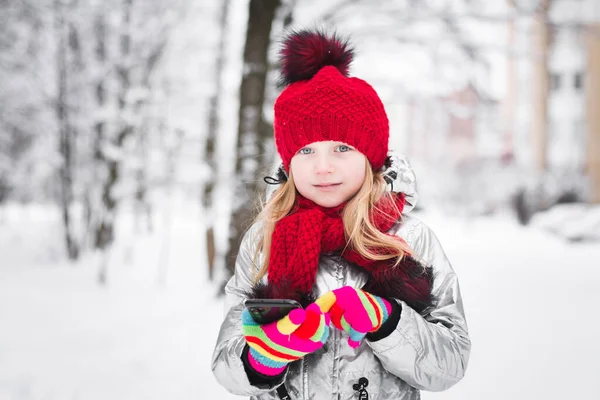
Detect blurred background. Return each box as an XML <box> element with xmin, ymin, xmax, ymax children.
<box><xmin>1</xmin><ymin>0</ymin><xmax>599</xmax><ymax>399</ymax></box>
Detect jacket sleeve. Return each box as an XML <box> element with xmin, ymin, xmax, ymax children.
<box><xmin>210</xmin><ymin>225</ymin><xmax>288</xmax><ymax>396</ymax></box>
<box><xmin>366</xmin><ymin>219</ymin><xmax>471</xmax><ymax>392</ymax></box>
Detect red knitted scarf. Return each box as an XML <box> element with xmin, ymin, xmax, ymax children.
<box><xmin>268</xmin><ymin>193</ymin><xmax>404</xmax><ymax>291</ymax></box>
<box><xmin>254</xmin><ymin>193</ymin><xmax>436</xmax><ymax>313</ymax></box>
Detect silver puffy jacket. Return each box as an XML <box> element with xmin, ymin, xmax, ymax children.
<box><xmin>211</xmin><ymin>154</ymin><xmax>470</xmax><ymax>399</ymax></box>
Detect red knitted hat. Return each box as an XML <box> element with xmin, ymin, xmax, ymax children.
<box><xmin>274</xmin><ymin>30</ymin><xmax>389</xmax><ymax>171</ymax></box>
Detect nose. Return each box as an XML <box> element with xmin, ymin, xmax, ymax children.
<box><xmin>315</xmin><ymin>153</ymin><xmax>333</xmax><ymax>175</ymax></box>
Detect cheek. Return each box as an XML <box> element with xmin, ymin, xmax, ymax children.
<box><xmin>337</xmin><ymin>165</ymin><xmax>365</xmax><ymax>198</ymax></box>
<box><xmin>347</xmin><ymin>158</ymin><xmax>366</xmax><ymax>187</ymax></box>
<box><xmin>350</xmin><ymin>167</ymin><xmax>366</xmax><ymax>190</ymax></box>
<box><xmin>290</xmin><ymin>159</ymin><xmax>309</xmax><ymax>191</ymax></box>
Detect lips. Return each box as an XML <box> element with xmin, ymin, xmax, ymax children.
<box><xmin>314</xmin><ymin>183</ymin><xmax>341</xmax><ymax>187</ymax></box>
<box><xmin>314</xmin><ymin>183</ymin><xmax>341</xmax><ymax>191</ymax></box>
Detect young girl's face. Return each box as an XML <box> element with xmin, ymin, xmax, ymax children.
<box><xmin>290</xmin><ymin>141</ymin><xmax>366</xmax><ymax>208</ymax></box>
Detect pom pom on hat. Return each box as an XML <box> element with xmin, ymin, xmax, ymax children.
<box><xmin>278</xmin><ymin>29</ymin><xmax>354</xmax><ymax>87</ymax></box>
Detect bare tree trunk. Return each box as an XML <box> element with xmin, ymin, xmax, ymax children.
<box><xmin>54</xmin><ymin>0</ymin><xmax>79</xmax><ymax>261</ymax></box>
<box><xmin>87</xmin><ymin>11</ymin><xmax>106</xmax><ymax>241</ymax></box>
<box><xmin>90</xmin><ymin>9</ymin><xmax>110</xmax><ymax>283</ymax></box>
<box><xmin>225</xmin><ymin>0</ymin><xmax>281</xmax><ymax>278</ymax></box>
<box><xmin>205</xmin><ymin>0</ymin><xmax>230</xmax><ymax>281</ymax></box>
<box><xmin>585</xmin><ymin>22</ymin><xmax>600</xmax><ymax>203</ymax></box>
<box><xmin>92</xmin><ymin>10</ymin><xmax>106</xmax><ymax>236</ymax></box>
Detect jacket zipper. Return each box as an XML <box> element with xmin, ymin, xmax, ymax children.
<box><xmin>332</xmin><ymin>257</ymin><xmax>344</xmax><ymax>398</ymax></box>
<box><xmin>302</xmin><ymin>257</ymin><xmax>345</xmax><ymax>400</ymax></box>
<box><xmin>302</xmin><ymin>357</ymin><xmax>308</xmax><ymax>399</ymax></box>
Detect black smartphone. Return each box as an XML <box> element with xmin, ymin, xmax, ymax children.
<box><xmin>244</xmin><ymin>299</ymin><xmax>302</xmax><ymax>324</ymax></box>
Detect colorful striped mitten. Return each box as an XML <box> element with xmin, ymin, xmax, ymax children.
<box><xmin>319</xmin><ymin>286</ymin><xmax>396</xmax><ymax>348</ymax></box>
<box><xmin>241</xmin><ymin>298</ymin><xmax>334</xmax><ymax>377</ymax></box>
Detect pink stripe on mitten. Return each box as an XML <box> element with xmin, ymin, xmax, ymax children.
<box><xmin>323</xmin><ymin>286</ymin><xmax>392</xmax><ymax>348</ymax></box>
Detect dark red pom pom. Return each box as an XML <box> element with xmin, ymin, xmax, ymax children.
<box><xmin>278</xmin><ymin>29</ymin><xmax>354</xmax><ymax>87</ymax></box>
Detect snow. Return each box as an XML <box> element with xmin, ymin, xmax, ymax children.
<box><xmin>420</xmin><ymin>210</ymin><xmax>600</xmax><ymax>400</ymax></box>
<box><xmin>530</xmin><ymin>203</ymin><xmax>600</xmax><ymax>242</ymax></box>
<box><xmin>0</xmin><ymin>197</ymin><xmax>236</xmax><ymax>400</ymax></box>
<box><xmin>1</xmin><ymin>201</ymin><xmax>599</xmax><ymax>400</ymax></box>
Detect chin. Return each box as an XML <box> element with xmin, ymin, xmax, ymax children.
<box><xmin>312</xmin><ymin>197</ymin><xmax>344</xmax><ymax>208</ymax></box>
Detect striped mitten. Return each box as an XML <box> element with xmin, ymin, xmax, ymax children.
<box><xmin>241</xmin><ymin>300</ymin><xmax>333</xmax><ymax>376</ymax></box>
<box><xmin>320</xmin><ymin>286</ymin><xmax>398</xmax><ymax>348</ymax></box>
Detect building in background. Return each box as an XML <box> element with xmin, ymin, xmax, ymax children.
<box><xmin>547</xmin><ymin>0</ymin><xmax>592</xmax><ymax>172</ymax></box>
<box><xmin>404</xmin><ymin>83</ymin><xmax>501</xmax><ymax>165</ymax></box>
<box><xmin>443</xmin><ymin>83</ymin><xmax>502</xmax><ymax>166</ymax></box>
<box><xmin>511</xmin><ymin>0</ymin><xmax>600</xmax><ymax>201</ymax></box>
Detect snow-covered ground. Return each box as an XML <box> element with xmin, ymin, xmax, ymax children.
<box><xmin>1</xmin><ymin>201</ymin><xmax>599</xmax><ymax>400</ymax></box>
<box><xmin>422</xmin><ymin>210</ymin><xmax>600</xmax><ymax>400</ymax></box>
<box><xmin>530</xmin><ymin>203</ymin><xmax>600</xmax><ymax>242</ymax></box>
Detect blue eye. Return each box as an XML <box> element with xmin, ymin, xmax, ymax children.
<box><xmin>298</xmin><ymin>147</ymin><xmax>313</xmax><ymax>155</ymax></box>
<box><xmin>336</xmin><ymin>145</ymin><xmax>352</xmax><ymax>152</ymax></box>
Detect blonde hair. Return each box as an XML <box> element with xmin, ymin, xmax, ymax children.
<box><xmin>251</xmin><ymin>159</ymin><xmax>414</xmax><ymax>284</ymax></box>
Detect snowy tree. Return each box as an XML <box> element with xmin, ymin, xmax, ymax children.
<box><xmin>1</xmin><ymin>0</ymin><xmax>205</xmax><ymax>270</ymax></box>
<box><xmin>0</xmin><ymin>0</ymin><xmax>55</xmax><ymax>205</ymax></box>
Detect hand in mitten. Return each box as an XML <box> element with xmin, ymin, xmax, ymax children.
<box><xmin>241</xmin><ymin>301</ymin><xmax>332</xmax><ymax>377</ymax></box>
<box><xmin>319</xmin><ymin>286</ymin><xmax>400</xmax><ymax>348</ymax></box>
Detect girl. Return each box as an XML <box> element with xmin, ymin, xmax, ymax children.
<box><xmin>212</xmin><ymin>29</ymin><xmax>470</xmax><ymax>400</ymax></box>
